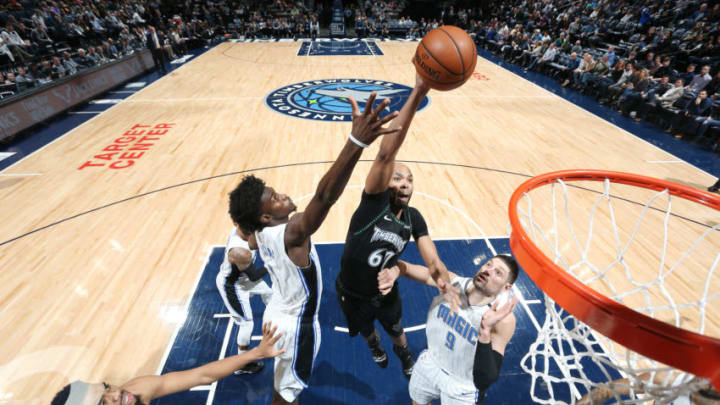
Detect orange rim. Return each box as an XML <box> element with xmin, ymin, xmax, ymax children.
<box><xmin>508</xmin><ymin>170</ymin><xmax>720</xmax><ymax>390</ymax></box>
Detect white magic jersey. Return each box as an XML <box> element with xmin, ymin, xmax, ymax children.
<box><xmin>425</xmin><ymin>277</ymin><xmax>507</xmax><ymax>384</ymax></box>
<box><xmin>218</xmin><ymin>227</ymin><xmax>255</xmax><ymax>283</ymax></box>
<box><xmin>255</xmin><ymin>223</ymin><xmax>322</xmax><ymax>317</ymax></box>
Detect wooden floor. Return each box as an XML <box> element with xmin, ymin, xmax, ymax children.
<box><xmin>0</xmin><ymin>41</ymin><xmax>717</xmax><ymax>404</ymax></box>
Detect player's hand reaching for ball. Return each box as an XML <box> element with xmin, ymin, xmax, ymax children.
<box><xmin>348</xmin><ymin>92</ymin><xmax>401</xmax><ymax>147</ymax></box>
<box><xmin>254</xmin><ymin>322</ymin><xmax>286</xmax><ymax>359</ymax></box>
<box><xmin>413</xmin><ymin>68</ymin><xmax>431</xmax><ymax>93</ymax></box>
<box><xmin>377</xmin><ymin>266</ymin><xmax>400</xmax><ymax>295</ymax></box>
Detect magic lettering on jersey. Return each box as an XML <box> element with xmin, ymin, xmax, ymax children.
<box><xmin>370</xmin><ymin>226</ymin><xmax>407</xmax><ymax>252</ymax></box>
<box><xmin>264</xmin><ymin>79</ymin><xmax>429</xmax><ymax>122</ymax></box>
<box><xmin>437</xmin><ymin>304</ymin><xmax>479</xmax><ymax>344</ymax></box>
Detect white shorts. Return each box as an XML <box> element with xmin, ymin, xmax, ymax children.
<box><xmin>263</xmin><ymin>307</ymin><xmax>321</xmax><ymax>403</ymax></box>
<box><xmin>409</xmin><ymin>351</ymin><xmax>479</xmax><ymax>405</ymax></box>
<box><xmin>216</xmin><ymin>274</ymin><xmax>272</xmax><ymax>346</ymax></box>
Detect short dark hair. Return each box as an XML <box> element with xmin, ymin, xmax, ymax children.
<box><xmin>494</xmin><ymin>254</ymin><xmax>519</xmax><ymax>285</ymax></box>
<box><xmin>228</xmin><ymin>175</ymin><xmax>266</xmax><ymax>233</ymax></box>
<box><xmin>51</xmin><ymin>384</ymin><xmax>71</xmax><ymax>405</ymax></box>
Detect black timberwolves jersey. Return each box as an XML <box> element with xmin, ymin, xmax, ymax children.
<box><xmin>339</xmin><ymin>189</ymin><xmax>428</xmax><ymax>297</ymax></box>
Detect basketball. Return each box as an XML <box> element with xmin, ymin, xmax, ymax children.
<box><xmin>413</xmin><ymin>25</ymin><xmax>477</xmax><ymax>91</ymax></box>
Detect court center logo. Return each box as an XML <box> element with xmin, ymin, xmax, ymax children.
<box><xmin>265</xmin><ymin>79</ymin><xmax>429</xmax><ymax>122</ymax></box>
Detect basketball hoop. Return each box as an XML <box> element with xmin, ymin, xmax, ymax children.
<box><xmin>508</xmin><ymin>170</ymin><xmax>720</xmax><ymax>404</ymax></box>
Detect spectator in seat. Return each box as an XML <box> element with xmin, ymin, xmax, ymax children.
<box><xmin>618</xmin><ymin>68</ymin><xmax>651</xmax><ymax>111</ymax></box>
<box><xmin>518</xmin><ymin>40</ymin><xmax>543</xmax><ymax>67</ymax></box>
<box><xmin>670</xmin><ymin>90</ymin><xmax>713</xmax><ymax>138</ymax></box>
<box><xmin>528</xmin><ymin>42</ymin><xmax>557</xmax><ymax>73</ymax></box>
<box><xmin>694</xmin><ymin>108</ymin><xmax>720</xmax><ymax>149</ymax></box>
<box><xmin>679</xmin><ymin>64</ymin><xmax>696</xmax><ymax>87</ymax></box>
<box><xmin>596</xmin><ymin>59</ymin><xmax>627</xmax><ymax>91</ymax></box>
<box><xmin>1</xmin><ymin>23</ymin><xmax>32</xmax><ymax>62</ymax></box>
<box><xmin>168</xmin><ymin>28</ymin><xmax>186</xmax><ymax>57</ymax></box>
<box><xmin>638</xmin><ymin>78</ymin><xmax>685</xmax><ymax>121</ymax></box>
<box><xmin>0</xmin><ymin>36</ymin><xmax>14</xmax><ymax>63</ymax></box>
<box><xmin>652</xmin><ymin>57</ymin><xmax>673</xmax><ymax>80</ymax></box>
<box><xmin>51</xmin><ymin>56</ymin><xmax>66</xmax><ymax>78</ymax></box>
<box><xmin>87</xmin><ymin>46</ymin><xmax>102</xmax><ymax>65</ymax></box>
<box><xmin>38</xmin><ymin>59</ymin><xmax>54</xmax><ymax>83</ymax></box>
<box><xmin>31</xmin><ymin>21</ymin><xmax>54</xmax><ymax>50</ymax></box>
<box><xmin>0</xmin><ymin>72</ymin><xmax>13</xmax><ymax>86</ymax></box>
<box><xmin>638</xmin><ymin>52</ymin><xmax>655</xmax><ymax>71</ymax></box>
<box><xmin>570</xmin><ymin>39</ymin><xmax>582</xmax><ymax>55</ymax></box>
<box><xmin>600</xmin><ymin>62</ymin><xmax>635</xmax><ymax>104</ymax></box>
<box><xmin>605</xmin><ymin>45</ymin><xmax>616</xmax><ymax>68</ymax></box>
<box><xmin>623</xmin><ymin>74</ymin><xmax>672</xmax><ymax>118</ymax></box>
<box><xmin>571</xmin><ymin>53</ymin><xmax>595</xmax><ymax>89</ymax></box>
<box><xmin>75</xmin><ymin>48</ymin><xmax>96</xmax><ymax>69</ymax></box>
<box><xmin>704</xmin><ymin>71</ymin><xmax>720</xmax><ymax>99</ymax></box>
<box><xmin>14</xmin><ymin>66</ymin><xmax>34</xmax><ymax>90</ymax></box>
<box><xmin>106</xmin><ymin>40</ymin><xmax>120</xmax><ymax>59</ymax></box>
<box><xmin>559</xmin><ymin>53</ymin><xmax>582</xmax><ymax>87</ymax></box>
<box><xmin>580</xmin><ymin>54</ymin><xmax>610</xmax><ymax>92</ymax></box>
<box><xmin>62</xmin><ymin>51</ymin><xmax>79</xmax><ymax>75</ymax></box>
<box><xmin>685</xmin><ymin>65</ymin><xmax>712</xmax><ymax>96</ymax></box>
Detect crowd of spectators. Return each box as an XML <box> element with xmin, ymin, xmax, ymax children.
<box><xmin>3</xmin><ymin>0</ymin><xmax>720</xmax><ymax>152</ymax></box>
<box><xmin>463</xmin><ymin>0</ymin><xmax>720</xmax><ymax>152</ymax></box>
<box><xmin>0</xmin><ymin>0</ymin><xmax>323</xmax><ymax>100</ymax></box>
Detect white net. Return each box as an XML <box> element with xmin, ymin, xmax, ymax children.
<box><xmin>514</xmin><ymin>177</ymin><xmax>720</xmax><ymax>404</ymax></box>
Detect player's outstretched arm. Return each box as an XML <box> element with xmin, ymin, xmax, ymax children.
<box><xmin>416</xmin><ymin>236</ymin><xmax>461</xmax><ymax>311</ymax></box>
<box><xmin>286</xmin><ymin>93</ymin><xmax>400</xmax><ymax>247</ymax></box>
<box><xmin>364</xmin><ymin>73</ymin><xmax>430</xmax><ymax>194</ymax></box>
<box><xmin>122</xmin><ymin>322</ymin><xmax>285</xmax><ymax>401</ymax></box>
<box><xmin>378</xmin><ymin>260</ymin><xmax>458</xmax><ymax>294</ymax></box>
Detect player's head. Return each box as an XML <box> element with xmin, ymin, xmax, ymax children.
<box><xmin>473</xmin><ymin>254</ymin><xmax>519</xmax><ymax>297</ymax></box>
<box><xmin>388</xmin><ymin>163</ymin><xmax>413</xmax><ymax>209</ymax></box>
<box><xmin>51</xmin><ymin>381</ymin><xmax>146</xmax><ymax>405</ymax></box>
<box><xmin>229</xmin><ymin>175</ymin><xmax>296</xmax><ymax>233</ymax></box>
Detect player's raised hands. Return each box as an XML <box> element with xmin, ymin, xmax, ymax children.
<box><xmin>437</xmin><ymin>278</ymin><xmax>462</xmax><ymax>313</ymax></box>
<box><xmin>255</xmin><ymin>322</ymin><xmax>286</xmax><ymax>359</ymax></box>
<box><xmin>348</xmin><ymin>93</ymin><xmax>401</xmax><ymax>147</ymax></box>
<box><xmin>479</xmin><ymin>294</ymin><xmax>519</xmax><ymax>335</ymax></box>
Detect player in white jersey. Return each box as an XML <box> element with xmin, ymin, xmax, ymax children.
<box><xmin>378</xmin><ymin>254</ymin><xmax>520</xmax><ymax>405</ymax></box>
<box><xmin>228</xmin><ymin>93</ymin><xmax>401</xmax><ymax>405</ymax></box>
<box><xmin>216</xmin><ymin>227</ymin><xmax>273</xmax><ymax>374</ymax></box>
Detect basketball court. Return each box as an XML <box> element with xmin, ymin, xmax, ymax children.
<box><xmin>0</xmin><ymin>39</ymin><xmax>717</xmax><ymax>404</ymax></box>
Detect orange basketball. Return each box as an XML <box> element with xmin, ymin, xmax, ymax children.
<box><xmin>413</xmin><ymin>25</ymin><xmax>477</xmax><ymax>91</ymax></box>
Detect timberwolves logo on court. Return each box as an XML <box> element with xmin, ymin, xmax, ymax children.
<box><xmin>264</xmin><ymin>79</ymin><xmax>429</xmax><ymax>122</ymax></box>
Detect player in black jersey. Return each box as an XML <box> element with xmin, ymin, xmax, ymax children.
<box><xmin>335</xmin><ymin>73</ymin><xmax>461</xmax><ymax>379</ymax></box>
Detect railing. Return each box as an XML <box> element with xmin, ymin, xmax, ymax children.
<box><xmin>0</xmin><ymin>49</ymin><xmax>154</xmax><ymax>142</ymax></box>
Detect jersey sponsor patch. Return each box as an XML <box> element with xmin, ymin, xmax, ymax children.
<box><xmin>264</xmin><ymin>79</ymin><xmax>430</xmax><ymax>122</ymax></box>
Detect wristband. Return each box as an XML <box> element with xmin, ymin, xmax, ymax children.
<box><xmin>349</xmin><ymin>133</ymin><xmax>369</xmax><ymax>148</ymax></box>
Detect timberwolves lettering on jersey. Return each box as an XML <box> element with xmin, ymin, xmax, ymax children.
<box><xmin>339</xmin><ymin>189</ymin><xmax>428</xmax><ymax>297</ymax></box>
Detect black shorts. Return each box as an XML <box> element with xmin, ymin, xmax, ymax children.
<box><xmin>335</xmin><ymin>278</ymin><xmax>404</xmax><ymax>338</ymax></box>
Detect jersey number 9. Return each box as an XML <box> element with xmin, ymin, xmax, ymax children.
<box><xmin>445</xmin><ymin>331</ymin><xmax>456</xmax><ymax>350</ymax></box>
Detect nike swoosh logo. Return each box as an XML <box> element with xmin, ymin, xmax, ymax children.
<box><xmin>384</xmin><ymin>215</ymin><xmax>393</xmax><ymax>221</ymax></box>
